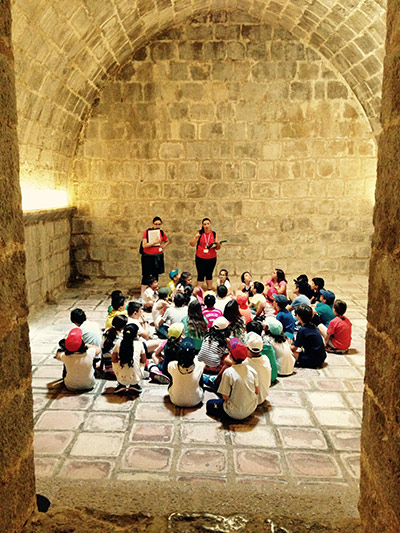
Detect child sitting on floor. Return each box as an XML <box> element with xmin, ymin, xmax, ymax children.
<box><xmin>264</xmin><ymin>317</ymin><xmax>295</xmax><ymax>377</ymax></box>
<box><xmin>249</xmin><ymin>282</ymin><xmax>266</xmax><ymax>318</ymax></box>
<box><xmin>149</xmin><ymin>322</ymin><xmax>184</xmax><ymax>383</ymax></box>
<box><xmin>112</xmin><ymin>323</ymin><xmax>146</xmax><ymax>393</ymax></box>
<box><xmin>236</xmin><ymin>293</ymin><xmax>252</xmax><ymax>324</ymax></box>
<box><xmin>167</xmin><ymin>269</ymin><xmax>179</xmax><ymax>298</ymax></box>
<box><xmin>214</xmin><ymin>284</ymin><xmax>232</xmax><ymax>313</ymax></box>
<box><xmin>245</xmin><ymin>332</ymin><xmax>271</xmax><ymax>405</ymax></box>
<box><xmin>198</xmin><ymin>316</ymin><xmax>230</xmax><ymax>374</ymax></box>
<box><xmin>273</xmin><ymin>294</ymin><xmax>295</xmax><ymax>339</ymax></box>
<box><xmin>292</xmin><ymin>304</ymin><xmax>326</xmax><ymax>368</ymax></box>
<box><xmin>315</xmin><ymin>289</ymin><xmax>335</xmax><ymax>328</ymax></box>
<box><xmin>168</xmin><ymin>337</ymin><xmax>205</xmax><ymax>407</ymax></box>
<box><xmin>217</xmin><ymin>268</ymin><xmax>232</xmax><ymax>295</ymax></box>
<box><xmin>246</xmin><ymin>320</ymin><xmax>278</xmax><ymax>384</ymax></box>
<box><xmin>310</xmin><ymin>277</ymin><xmax>325</xmax><ymax>304</ymax></box>
<box><xmin>202</xmin><ymin>293</ymin><xmax>222</xmax><ymax>327</ymax></box>
<box><xmin>102</xmin><ymin>314</ymin><xmax>128</xmax><ymax>374</ymax></box>
<box><xmin>206</xmin><ymin>338</ymin><xmax>259</xmax><ymax>421</ymax></box>
<box><xmin>325</xmin><ymin>300</ymin><xmax>352</xmax><ymax>353</ymax></box>
<box><xmin>105</xmin><ymin>295</ymin><xmax>127</xmax><ymax>329</ymax></box>
<box><xmin>142</xmin><ymin>276</ymin><xmax>159</xmax><ymax>311</ymax></box>
<box><xmin>152</xmin><ymin>287</ymin><xmax>171</xmax><ymax>329</ymax></box>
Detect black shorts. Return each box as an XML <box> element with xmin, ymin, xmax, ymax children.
<box><xmin>195</xmin><ymin>256</ymin><xmax>217</xmax><ymax>282</ymax></box>
<box><xmin>141</xmin><ymin>253</ymin><xmax>165</xmax><ymax>285</ymax></box>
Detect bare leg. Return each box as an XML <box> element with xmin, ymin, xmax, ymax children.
<box><xmin>145</xmin><ymin>339</ymin><xmax>162</xmax><ymax>354</ymax></box>
<box><xmin>206</xmin><ymin>279</ymin><xmax>213</xmax><ymax>291</ymax></box>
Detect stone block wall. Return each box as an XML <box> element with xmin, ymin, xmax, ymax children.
<box><xmin>360</xmin><ymin>1</ymin><xmax>400</xmax><ymax>531</ymax></box>
<box><xmin>0</xmin><ymin>0</ymin><xmax>36</xmax><ymax>529</ymax></box>
<box><xmin>72</xmin><ymin>11</ymin><xmax>377</xmax><ymax>286</ymax></box>
<box><xmin>23</xmin><ymin>207</ymin><xmax>76</xmax><ymax>311</ymax></box>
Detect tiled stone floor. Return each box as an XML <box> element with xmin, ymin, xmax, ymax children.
<box><xmin>30</xmin><ymin>279</ymin><xmax>366</xmax><ymax>491</ymax></box>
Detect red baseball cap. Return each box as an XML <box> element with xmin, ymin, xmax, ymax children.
<box><xmin>229</xmin><ymin>337</ymin><xmax>248</xmax><ymax>361</ymax></box>
<box><xmin>65</xmin><ymin>328</ymin><xmax>83</xmax><ymax>352</ymax></box>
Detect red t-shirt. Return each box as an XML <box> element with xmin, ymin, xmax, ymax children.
<box><xmin>196</xmin><ymin>231</ymin><xmax>217</xmax><ymax>259</ymax></box>
<box><xmin>327</xmin><ymin>316</ymin><xmax>352</xmax><ymax>350</ymax></box>
<box><xmin>142</xmin><ymin>229</ymin><xmax>167</xmax><ymax>255</ymax></box>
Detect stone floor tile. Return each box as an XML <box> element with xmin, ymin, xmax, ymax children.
<box><xmin>313</xmin><ymin>409</ymin><xmax>360</xmax><ymax>428</ymax></box>
<box><xmin>344</xmin><ymin>392</ymin><xmax>363</xmax><ymax>409</ymax></box>
<box><xmin>327</xmin><ymin>430</ymin><xmax>361</xmax><ymax>451</ymax></box>
<box><xmin>268</xmin><ymin>390</ymin><xmax>303</xmax><ymax>407</ymax></box>
<box><xmin>70</xmin><ymin>433</ymin><xmax>124</xmax><ymax>456</ymax></box>
<box><xmin>278</xmin><ymin>428</ymin><xmax>328</xmax><ymax>450</ymax></box>
<box><xmin>305</xmin><ymin>392</ymin><xmax>347</xmax><ymax>409</ymax></box>
<box><xmin>117</xmin><ymin>472</ymin><xmax>171</xmax><ymax>481</ymax></box>
<box><xmin>122</xmin><ymin>447</ymin><xmax>172</xmax><ymax>471</ymax></box>
<box><xmin>278</xmin><ymin>378</ymin><xmax>312</xmax><ymax>390</ymax></box>
<box><xmin>178</xmin><ymin>448</ymin><xmax>227</xmax><ymax>473</ymax></box>
<box><xmin>32</xmin><ymin>377</ymin><xmax>64</xmax><ymax>390</ymax></box>
<box><xmin>92</xmin><ymin>394</ymin><xmax>136</xmax><ymax>412</ymax></box>
<box><xmin>313</xmin><ymin>379</ymin><xmax>347</xmax><ymax>391</ymax></box>
<box><xmin>269</xmin><ymin>407</ymin><xmax>314</xmax><ymax>427</ymax></box>
<box><xmin>286</xmin><ymin>452</ymin><xmax>341</xmax><ymax>478</ymax></box>
<box><xmin>347</xmin><ymin>380</ymin><xmax>364</xmax><ymax>392</ymax></box>
<box><xmin>229</xmin><ymin>425</ymin><xmax>277</xmax><ymax>447</ymax></box>
<box><xmin>341</xmin><ymin>453</ymin><xmax>360</xmax><ymax>478</ymax></box>
<box><xmin>35</xmin><ymin>410</ymin><xmax>85</xmax><ymax>430</ymax></box>
<box><xmin>49</xmin><ymin>394</ymin><xmax>94</xmax><ymax>410</ymax></box>
<box><xmin>34</xmin><ymin>366</ymin><xmax>63</xmax><ymax>378</ymax></box>
<box><xmin>31</xmin><ymin>353</ymin><xmax>48</xmax><ymax>365</ymax></box>
<box><xmin>33</xmin><ymin>394</ymin><xmax>51</xmax><ymax>412</ymax></box>
<box><xmin>83</xmin><ymin>413</ymin><xmax>129</xmax><ymax>432</ymax></box>
<box><xmin>325</xmin><ymin>355</ymin><xmax>351</xmax><ymax>366</ymax></box>
<box><xmin>324</xmin><ymin>366</ymin><xmax>363</xmax><ymax>379</ymax></box>
<box><xmin>58</xmin><ymin>459</ymin><xmax>113</xmax><ymax>479</ymax></box>
<box><xmin>179</xmin><ymin>405</ymin><xmax>211</xmax><ymax>422</ymax></box>
<box><xmin>177</xmin><ymin>475</ymin><xmax>227</xmax><ymax>484</ymax></box>
<box><xmin>34</xmin><ymin>457</ymin><xmax>59</xmax><ymax>478</ymax></box>
<box><xmin>180</xmin><ymin>423</ymin><xmax>226</xmax><ymax>445</ymax></box>
<box><xmin>34</xmin><ymin>431</ymin><xmax>74</xmax><ymax>455</ymax></box>
<box><xmin>135</xmin><ymin>402</ymin><xmax>177</xmax><ymax>420</ymax></box>
<box><xmin>140</xmin><ymin>386</ymin><xmax>170</xmax><ymax>403</ymax></box>
<box><xmin>129</xmin><ymin>423</ymin><xmax>174</xmax><ymax>443</ymax></box>
<box><xmin>234</xmin><ymin>450</ymin><xmax>282</xmax><ymax>476</ymax></box>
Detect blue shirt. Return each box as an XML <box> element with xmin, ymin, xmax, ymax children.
<box><xmin>276</xmin><ymin>310</ymin><xmax>295</xmax><ymax>335</ymax></box>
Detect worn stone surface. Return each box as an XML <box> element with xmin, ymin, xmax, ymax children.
<box><xmin>0</xmin><ymin>1</ymin><xmax>36</xmax><ymax>530</ymax></box>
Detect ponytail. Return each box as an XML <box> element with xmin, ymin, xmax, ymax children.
<box><xmin>119</xmin><ymin>323</ymin><xmax>139</xmax><ymax>368</ymax></box>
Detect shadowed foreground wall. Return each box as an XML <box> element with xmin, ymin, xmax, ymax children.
<box><xmin>0</xmin><ymin>0</ymin><xmax>36</xmax><ymax>530</ymax></box>
<box><xmin>72</xmin><ymin>11</ymin><xmax>376</xmax><ymax>285</ymax></box>
<box><xmin>360</xmin><ymin>1</ymin><xmax>400</xmax><ymax>531</ymax></box>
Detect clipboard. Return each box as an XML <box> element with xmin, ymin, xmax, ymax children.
<box><xmin>148</xmin><ymin>229</ymin><xmax>161</xmax><ymax>244</ymax></box>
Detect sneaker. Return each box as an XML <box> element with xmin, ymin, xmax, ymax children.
<box><xmin>150</xmin><ymin>368</ymin><xmax>170</xmax><ymax>385</ymax></box>
<box><xmin>203</xmin><ymin>374</ymin><xmax>218</xmax><ymax>390</ymax></box>
<box><xmin>113</xmin><ymin>383</ymin><xmax>127</xmax><ymax>393</ymax></box>
<box><xmin>129</xmin><ymin>383</ymin><xmax>143</xmax><ymax>393</ymax></box>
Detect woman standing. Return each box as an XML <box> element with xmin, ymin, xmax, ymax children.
<box><xmin>189</xmin><ymin>218</ymin><xmax>221</xmax><ymax>290</ymax></box>
<box><xmin>141</xmin><ymin>216</ymin><xmax>169</xmax><ymax>296</ymax></box>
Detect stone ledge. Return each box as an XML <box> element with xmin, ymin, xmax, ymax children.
<box><xmin>23</xmin><ymin>207</ymin><xmax>77</xmax><ymax>226</ymax></box>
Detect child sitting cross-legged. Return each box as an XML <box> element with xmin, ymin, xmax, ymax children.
<box><xmin>168</xmin><ymin>337</ymin><xmax>205</xmax><ymax>407</ymax></box>
<box><xmin>244</xmin><ymin>332</ymin><xmax>271</xmax><ymax>405</ymax></box>
<box><xmin>101</xmin><ymin>314</ymin><xmax>128</xmax><ymax>374</ymax></box>
<box><xmin>198</xmin><ymin>316</ymin><xmax>230</xmax><ymax>374</ymax></box>
<box><xmin>315</xmin><ymin>289</ymin><xmax>335</xmax><ymax>328</ymax></box>
<box><xmin>112</xmin><ymin>323</ymin><xmax>147</xmax><ymax>394</ymax></box>
<box><xmin>236</xmin><ymin>293</ymin><xmax>252</xmax><ymax>324</ymax></box>
<box><xmin>206</xmin><ymin>338</ymin><xmax>259</xmax><ymax>421</ymax></box>
<box><xmin>105</xmin><ymin>294</ymin><xmax>127</xmax><ymax>329</ymax></box>
<box><xmin>272</xmin><ymin>294</ymin><xmax>295</xmax><ymax>340</ymax></box>
<box><xmin>325</xmin><ymin>300</ymin><xmax>352</xmax><ymax>354</ymax></box>
<box><xmin>148</xmin><ymin>323</ymin><xmax>184</xmax><ymax>384</ymax></box>
<box><xmin>246</xmin><ymin>320</ymin><xmax>278</xmax><ymax>384</ymax></box>
<box><xmin>142</xmin><ymin>276</ymin><xmax>159</xmax><ymax>311</ymax></box>
<box><xmin>249</xmin><ymin>281</ymin><xmax>266</xmax><ymax>318</ymax></box>
<box><xmin>291</xmin><ymin>304</ymin><xmax>326</xmax><ymax>368</ymax></box>
<box><xmin>264</xmin><ymin>317</ymin><xmax>295</xmax><ymax>377</ymax></box>
<box><xmin>202</xmin><ymin>293</ymin><xmax>222</xmax><ymax>328</ymax></box>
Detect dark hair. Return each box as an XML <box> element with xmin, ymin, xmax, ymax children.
<box><xmin>334</xmin><ymin>300</ymin><xmax>347</xmax><ymax>316</ymax></box>
<box><xmin>295</xmin><ymin>282</ymin><xmax>309</xmax><ymax>295</ymax></box>
<box><xmin>147</xmin><ymin>275</ymin><xmax>157</xmax><ymax>286</ymax></box>
<box><xmin>312</xmin><ymin>277</ymin><xmax>325</xmax><ymax>290</ymax></box>
<box><xmin>219</xmin><ymin>269</ymin><xmax>229</xmax><ymax>281</ymax></box>
<box><xmin>246</xmin><ymin>320</ymin><xmax>263</xmax><ymax>335</ymax></box>
<box><xmin>201</xmin><ymin>217</ymin><xmax>211</xmax><ymax>225</ymax></box>
<box><xmin>241</xmin><ymin>271</ymin><xmax>251</xmax><ymax>283</ymax></box>
<box><xmin>204</xmin><ymin>294</ymin><xmax>216</xmax><ymax>308</ymax></box>
<box><xmin>153</xmin><ymin>216</ymin><xmax>162</xmax><ymax>224</ymax></box>
<box><xmin>186</xmin><ymin>301</ymin><xmax>208</xmax><ymax>338</ymax></box>
<box><xmin>112</xmin><ymin>295</ymin><xmax>125</xmax><ymax>311</ymax></box>
<box><xmin>296</xmin><ymin>274</ymin><xmax>309</xmax><ymax>283</ymax></box>
<box><xmin>178</xmin><ymin>344</ymin><xmax>196</xmax><ymax>368</ymax></box>
<box><xmin>265</xmin><ymin>329</ymin><xmax>286</xmax><ymax>344</ymax></box>
<box><xmin>275</xmin><ymin>268</ymin><xmax>287</xmax><ymax>283</ymax></box>
<box><xmin>253</xmin><ymin>281</ymin><xmax>264</xmax><ymax>294</ymax></box>
<box><xmin>103</xmin><ymin>314</ymin><xmax>128</xmax><ymax>353</ymax></box>
<box><xmin>224</xmin><ymin>300</ymin><xmax>245</xmax><ymax>338</ymax></box>
<box><xmin>204</xmin><ymin>325</ymin><xmax>229</xmax><ymax>347</ymax></box>
<box><xmin>183</xmin><ymin>284</ymin><xmax>194</xmax><ymax>305</ymax></box>
<box><xmin>174</xmin><ymin>292</ymin><xmax>186</xmax><ymax>308</ymax></box>
<box><xmin>295</xmin><ymin>304</ymin><xmax>313</xmax><ymax>324</ymax></box>
<box><xmin>119</xmin><ymin>323</ymin><xmax>139</xmax><ymax>368</ymax></box>
<box><xmin>127</xmin><ymin>301</ymin><xmax>141</xmax><ymax>316</ymax></box>
<box><xmin>70</xmin><ymin>308</ymin><xmax>86</xmax><ymax>326</ymax></box>
<box><xmin>110</xmin><ymin>290</ymin><xmax>123</xmax><ymax>309</ymax></box>
<box><xmin>217</xmin><ymin>285</ymin><xmax>228</xmax><ymax>298</ymax></box>
<box><xmin>177</xmin><ymin>271</ymin><xmax>191</xmax><ymax>286</ymax></box>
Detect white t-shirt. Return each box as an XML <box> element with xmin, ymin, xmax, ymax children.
<box><xmin>245</xmin><ymin>355</ymin><xmax>271</xmax><ymax>404</ymax></box>
<box><xmin>61</xmin><ymin>347</ymin><xmax>96</xmax><ymax>391</ymax></box>
<box><xmin>152</xmin><ymin>300</ymin><xmax>169</xmax><ymax>328</ymax></box>
<box><xmin>127</xmin><ymin>317</ymin><xmax>146</xmax><ymax>337</ymax></box>
<box><xmin>218</xmin><ymin>363</ymin><xmax>258</xmax><ymax>420</ymax></box>
<box><xmin>143</xmin><ymin>288</ymin><xmax>157</xmax><ymax>306</ymax></box>
<box><xmin>162</xmin><ymin>306</ymin><xmax>188</xmax><ymax>325</ymax></box>
<box><xmin>270</xmin><ymin>339</ymin><xmax>295</xmax><ymax>376</ymax></box>
<box><xmin>168</xmin><ymin>358</ymin><xmax>205</xmax><ymax>407</ymax></box>
<box><xmin>80</xmin><ymin>320</ymin><xmax>102</xmax><ymax>348</ymax></box>
<box><xmin>112</xmin><ymin>339</ymin><xmax>144</xmax><ymax>386</ymax></box>
<box><xmin>214</xmin><ymin>296</ymin><xmax>232</xmax><ymax>313</ymax></box>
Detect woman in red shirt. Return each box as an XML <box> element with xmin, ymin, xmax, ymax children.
<box><xmin>141</xmin><ymin>217</ymin><xmax>169</xmax><ymax>295</ymax></box>
<box><xmin>189</xmin><ymin>218</ymin><xmax>221</xmax><ymax>290</ymax></box>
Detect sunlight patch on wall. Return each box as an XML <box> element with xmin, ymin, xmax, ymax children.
<box><xmin>21</xmin><ymin>187</ymin><xmax>68</xmax><ymax>211</ymax></box>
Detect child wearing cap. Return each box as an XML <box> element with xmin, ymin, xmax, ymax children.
<box><xmin>168</xmin><ymin>269</ymin><xmax>179</xmax><ymax>298</ymax></box>
<box><xmin>112</xmin><ymin>323</ymin><xmax>147</xmax><ymax>393</ymax></box>
<box><xmin>168</xmin><ymin>337</ymin><xmax>206</xmax><ymax>407</ymax></box>
<box><xmin>198</xmin><ymin>316</ymin><xmax>230</xmax><ymax>373</ymax></box>
<box><xmin>152</xmin><ymin>287</ymin><xmax>171</xmax><ymax>329</ymax></box>
<box><xmin>287</xmin><ymin>281</ymin><xmax>311</xmax><ymax>312</ymax></box>
<box><xmin>273</xmin><ymin>294</ymin><xmax>295</xmax><ymax>340</ymax></box>
<box><xmin>292</xmin><ymin>304</ymin><xmax>326</xmax><ymax>368</ymax></box>
<box><xmin>202</xmin><ymin>293</ymin><xmax>223</xmax><ymax>327</ymax></box>
<box><xmin>264</xmin><ymin>318</ymin><xmax>295</xmax><ymax>377</ymax></box>
<box><xmin>245</xmin><ymin>332</ymin><xmax>271</xmax><ymax>404</ymax></box>
<box><xmin>148</xmin><ymin>322</ymin><xmax>184</xmax><ymax>383</ymax></box>
<box><xmin>236</xmin><ymin>294</ymin><xmax>252</xmax><ymax>324</ymax></box>
<box><xmin>246</xmin><ymin>320</ymin><xmax>278</xmax><ymax>384</ymax></box>
<box><xmin>325</xmin><ymin>300</ymin><xmax>352</xmax><ymax>353</ymax></box>
<box><xmin>55</xmin><ymin>328</ymin><xmax>101</xmax><ymax>391</ymax></box>
<box><xmin>315</xmin><ymin>290</ymin><xmax>336</xmax><ymax>328</ymax></box>
<box><xmin>206</xmin><ymin>338</ymin><xmax>259</xmax><ymax>421</ymax></box>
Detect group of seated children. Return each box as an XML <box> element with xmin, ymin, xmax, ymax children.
<box><xmin>55</xmin><ymin>267</ymin><xmax>352</xmax><ymax>422</ymax></box>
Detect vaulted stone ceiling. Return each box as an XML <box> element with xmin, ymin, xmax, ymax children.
<box><xmin>12</xmin><ymin>0</ymin><xmax>386</xmax><ymax>187</ymax></box>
